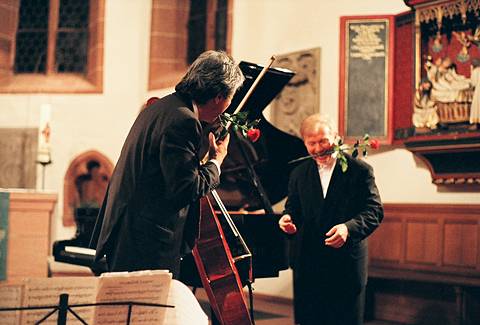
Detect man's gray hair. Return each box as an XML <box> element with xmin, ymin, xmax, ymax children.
<box><xmin>300</xmin><ymin>114</ymin><xmax>336</xmax><ymax>139</ymax></box>
<box><xmin>175</xmin><ymin>50</ymin><xmax>245</xmax><ymax>105</ymax></box>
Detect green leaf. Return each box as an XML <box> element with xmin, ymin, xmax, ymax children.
<box><xmin>247</xmin><ymin>119</ymin><xmax>260</xmax><ymax>127</ymax></box>
<box><xmin>352</xmin><ymin>148</ymin><xmax>358</xmax><ymax>158</ymax></box>
<box><xmin>236</xmin><ymin>111</ymin><xmax>248</xmax><ymax>120</ymax></box>
<box><xmin>363</xmin><ymin>134</ymin><xmax>370</xmax><ymax>141</ymax></box>
<box><xmin>363</xmin><ymin>148</ymin><xmax>368</xmax><ymax>157</ymax></box>
<box><xmin>341</xmin><ymin>161</ymin><xmax>348</xmax><ymax>172</ymax></box>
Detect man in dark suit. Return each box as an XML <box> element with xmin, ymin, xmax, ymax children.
<box><xmin>90</xmin><ymin>50</ymin><xmax>244</xmax><ymax>278</ymax></box>
<box><xmin>279</xmin><ymin>114</ymin><xmax>383</xmax><ymax>325</ymax></box>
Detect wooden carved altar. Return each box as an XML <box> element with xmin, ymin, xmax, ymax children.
<box><xmin>410</xmin><ymin>0</ymin><xmax>480</xmax><ymax>127</ymax></box>
<box><xmin>402</xmin><ymin>0</ymin><xmax>480</xmax><ymax>186</ymax></box>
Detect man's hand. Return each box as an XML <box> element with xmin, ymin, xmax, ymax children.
<box><xmin>208</xmin><ymin>132</ymin><xmax>230</xmax><ymax>165</ymax></box>
<box><xmin>325</xmin><ymin>223</ymin><xmax>349</xmax><ymax>248</ymax></box>
<box><xmin>279</xmin><ymin>214</ymin><xmax>297</xmax><ymax>235</ymax></box>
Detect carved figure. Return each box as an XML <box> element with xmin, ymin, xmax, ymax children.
<box><xmin>425</xmin><ymin>56</ymin><xmax>471</xmax><ymax>103</ymax></box>
<box><xmin>75</xmin><ymin>160</ymin><xmax>109</xmax><ymax>208</ymax></box>
<box><xmin>412</xmin><ymin>78</ymin><xmax>439</xmax><ymax>129</ymax></box>
<box><xmin>470</xmin><ymin>58</ymin><xmax>480</xmax><ymax>124</ymax></box>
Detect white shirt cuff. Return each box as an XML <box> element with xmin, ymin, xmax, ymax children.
<box><xmin>209</xmin><ymin>159</ymin><xmax>221</xmax><ymax>175</ymax></box>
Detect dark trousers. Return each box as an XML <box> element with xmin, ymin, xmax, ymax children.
<box><xmin>294</xmin><ymin>278</ymin><xmax>366</xmax><ymax>325</ymax></box>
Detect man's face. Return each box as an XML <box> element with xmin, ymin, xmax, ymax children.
<box><xmin>303</xmin><ymin>126</ymin><xmax>335</xmax><ymax>166</ymax></box>
<box><xmin>198</xmin><ymin>94</ymin><xmax>233</xmax><ymax>123</ymax></box>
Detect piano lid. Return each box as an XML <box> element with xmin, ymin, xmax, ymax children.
<box><xmin>216</xmin><ymin>60</ymin><xmax>308</xmax><ymax>211</ymax></box>
<box><xmin>226</xmin><ymin>61</ymin><xmax>295</xmax><ymax>119</ymax></box>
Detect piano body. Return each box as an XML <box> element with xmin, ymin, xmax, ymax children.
<box><xmin>53</xmin><ymin>60</ymin><xmax>307</xmax><ymax>285</ymax></box>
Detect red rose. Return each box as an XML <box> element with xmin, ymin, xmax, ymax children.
<box><xmin>247</xmin><ymin>128</ymin><xmax>261</xmax><ymax>142</ymax></box>
<box><xmin>370</xmin><ymin>139</ymin><xmax>380</xmax><ymax>149</ymax></box>
<box><xmin>146</xmin><ymin>97</ymin><xmax>160</xmax><ymax>106</ymax></box>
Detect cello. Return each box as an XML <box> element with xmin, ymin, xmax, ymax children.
<box><xmin>192</xmin><ymin>57</ymin><xmax>276</xmax><ymax>325</ymax></box>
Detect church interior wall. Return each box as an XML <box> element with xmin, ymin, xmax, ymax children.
<box><xmin>0</xmin><ymin>0</ymin><xmax>478</xmax><ymax>300</ymax></box>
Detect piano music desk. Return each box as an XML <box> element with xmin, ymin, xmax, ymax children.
<box><xmin>47</xmin><ymin>256</ymin><xmax>94</xmax><ymax>277</ymax></box>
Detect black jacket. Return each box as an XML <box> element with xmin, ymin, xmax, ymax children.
<box><xmin>91</xmin><ymin>92</ymin><xmax>220</xmax><ymax>277</ymax></box>
<box><xmin>284</xmin><ymin>155</ymin><xmax>383</xmax><ymax>323</ymax></box>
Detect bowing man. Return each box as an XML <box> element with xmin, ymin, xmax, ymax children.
<box><xmin>91</xmin><ymin>50</ymin><xmax>244</xmax><ymax>278</ymax></box>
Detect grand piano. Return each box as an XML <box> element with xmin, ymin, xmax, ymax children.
<box><xmin>53</xmin><ymin>60</ymin><xmax>307</xmax><ymax>286</ymax></box>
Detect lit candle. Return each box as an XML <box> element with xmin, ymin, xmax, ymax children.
<box><xmin>37</xmin><ymin>104</ymin><xmax>52</xmax><ymax>164</ymax></box>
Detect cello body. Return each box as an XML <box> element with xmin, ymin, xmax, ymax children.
<box><xmin>192</xmin><ymin>194</ymin><xmax>253</xmax><ymax>325</ymax></box>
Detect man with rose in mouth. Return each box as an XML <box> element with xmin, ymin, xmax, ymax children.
<box><xmin>279</xmin><ymin>114</ymin><xmax>383</xmax><ymax>325</ymax></box>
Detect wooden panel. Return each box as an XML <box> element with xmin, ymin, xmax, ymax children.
<box><xmin>392</xmin><ymin>11</ymin><xmax>414</xmax><ymax>142</ymax></box>
<box><xmin>1</xmin><ymin>190</ymin><xmax>57</xmax><ymax>284</ymax></box>
<box><xmin>370</xmin><ymin>203</ymin><xmax>480</xmax><ymax>283</ymax></box>
<box><xmin>368</xmin><ymin>279</ymin><xmax>457</xmax><ymax>324</ymax></box>
<box><xmin>404</xmin><ymin>133</ymin><xmax>480</xmax><ymax>185</ymax></box>
<box><xmin>369</xmin><ymin>218</ymin><xmax>402</xmax><ymax>262</ymax></box>
<box><xmin>6</xmin><ymin>236</ymin><xmax>49</xmax><ymax>279</ymax></box>
<box><xmin>405</xmin><ymin>220</ymin><xmax>439</xmax><ymax>265</ymax></box>
<box><xmin>0</xmin><ymin>128</ymin><xmax>37</xmax><ymax>189</ymax></box>
<box><xmin>368</xmin><ymin>203</ymin><xmax>480</xmax><ymax>324</ymax></box>
<box><xmin>9</xmin><ymin>211</ymin><xmax>50</xmax><ymax>236</ymax></box>
<box><xmin>444</xmin><ymin>221</ymin><xmax>478</xmax><ymax>268</ymax></box>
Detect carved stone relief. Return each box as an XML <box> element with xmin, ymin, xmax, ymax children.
<box><xmin>270</xmin><ymin>48</ymin><xmax>321</xmax><ymax>137</ymax></box>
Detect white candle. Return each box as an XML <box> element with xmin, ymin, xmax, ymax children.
<box><xmin>37</xmin><ymin>104</ymin><xmax>52</xmax><ymax>163</ymax></box>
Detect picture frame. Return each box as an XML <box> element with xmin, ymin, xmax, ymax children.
<box><xmin>339</xmin><ymin>16</ymin><xmax>395</xmax><ymax>143</ymax></box>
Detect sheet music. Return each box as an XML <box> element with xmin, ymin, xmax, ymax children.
<box><xmin>22</xmin><ymin>276</ymin><xmax>97</xmax><ymax>325</ymax></box>
<box><xmin>0</xmin><ymin>271</ymin><xmax>205</xmax><ymax>324</ymax></box>
<box><xmin>0</xmin><ymin>284</ymin><xmax>23</xmax><ymax>325</ymax></box>
<box><xmin>164</xmin><ymin>280</ymin><xmax>208</xmax><ymax>325</ymax></box>
<box><xmin>94</xmin><ymin>270</ymin><xmax>172</xmax><ymax>325</ymax></box>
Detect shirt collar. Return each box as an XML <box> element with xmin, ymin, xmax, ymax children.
<box><xmin>317</xmin><ymin>157</ymin><xmax>336</xmax><ymax>171</ymax></box>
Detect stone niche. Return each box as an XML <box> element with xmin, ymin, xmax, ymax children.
<box><xmin>63</xmin><ymin>150</ymin><xmax>113</xmax><ymax>228</ymax></box>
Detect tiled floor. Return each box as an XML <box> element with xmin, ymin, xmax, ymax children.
<box><xmin>194</xmin><ymin>288</ymin><xmax>401</xmax><ymax>325</ymax></box>
<box><xmin>195</xmin><ymin>288</ymin><xmax>294</xmax><ymax>324</ymax></box>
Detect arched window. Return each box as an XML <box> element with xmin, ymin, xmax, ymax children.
<box><xmin>149</xmin><ymin>0</ymin><xmax>233</xmax><ymax>90</ymax></box>
<box><xmin>0</xmin><ymin>0</ymin><xmax>105</xmax><ymax>93</ymax></box>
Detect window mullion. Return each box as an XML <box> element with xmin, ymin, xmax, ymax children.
<box><xmin>206</xmin><ymin>0</ymin><xmax>217</xmax><ymax>50</ymax></box>
<box><xmin>47</xmin><ymin>0</ymin><xmax>60</xmax><ymax>74</ymax></box>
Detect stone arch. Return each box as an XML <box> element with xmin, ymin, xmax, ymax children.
<box><xmin>63</xmin><ymin>150</ymin><xmax>113</xmax><ymax>227</ymax></box>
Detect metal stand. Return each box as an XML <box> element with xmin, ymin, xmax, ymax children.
<box><xmin>246</xmin><ymin>282</ymin><xmax>256</xmax><ymax>325</ymax></box>
<box><xmin>0</xmin><ymin>293</ymin><xmax>174</xmax><ymax>325</ymax></box>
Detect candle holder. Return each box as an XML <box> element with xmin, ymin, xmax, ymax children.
<box><xmin>36</xmin><ymin>156</ymin><xmax>52</xmax><ymax>190</ymax></box>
